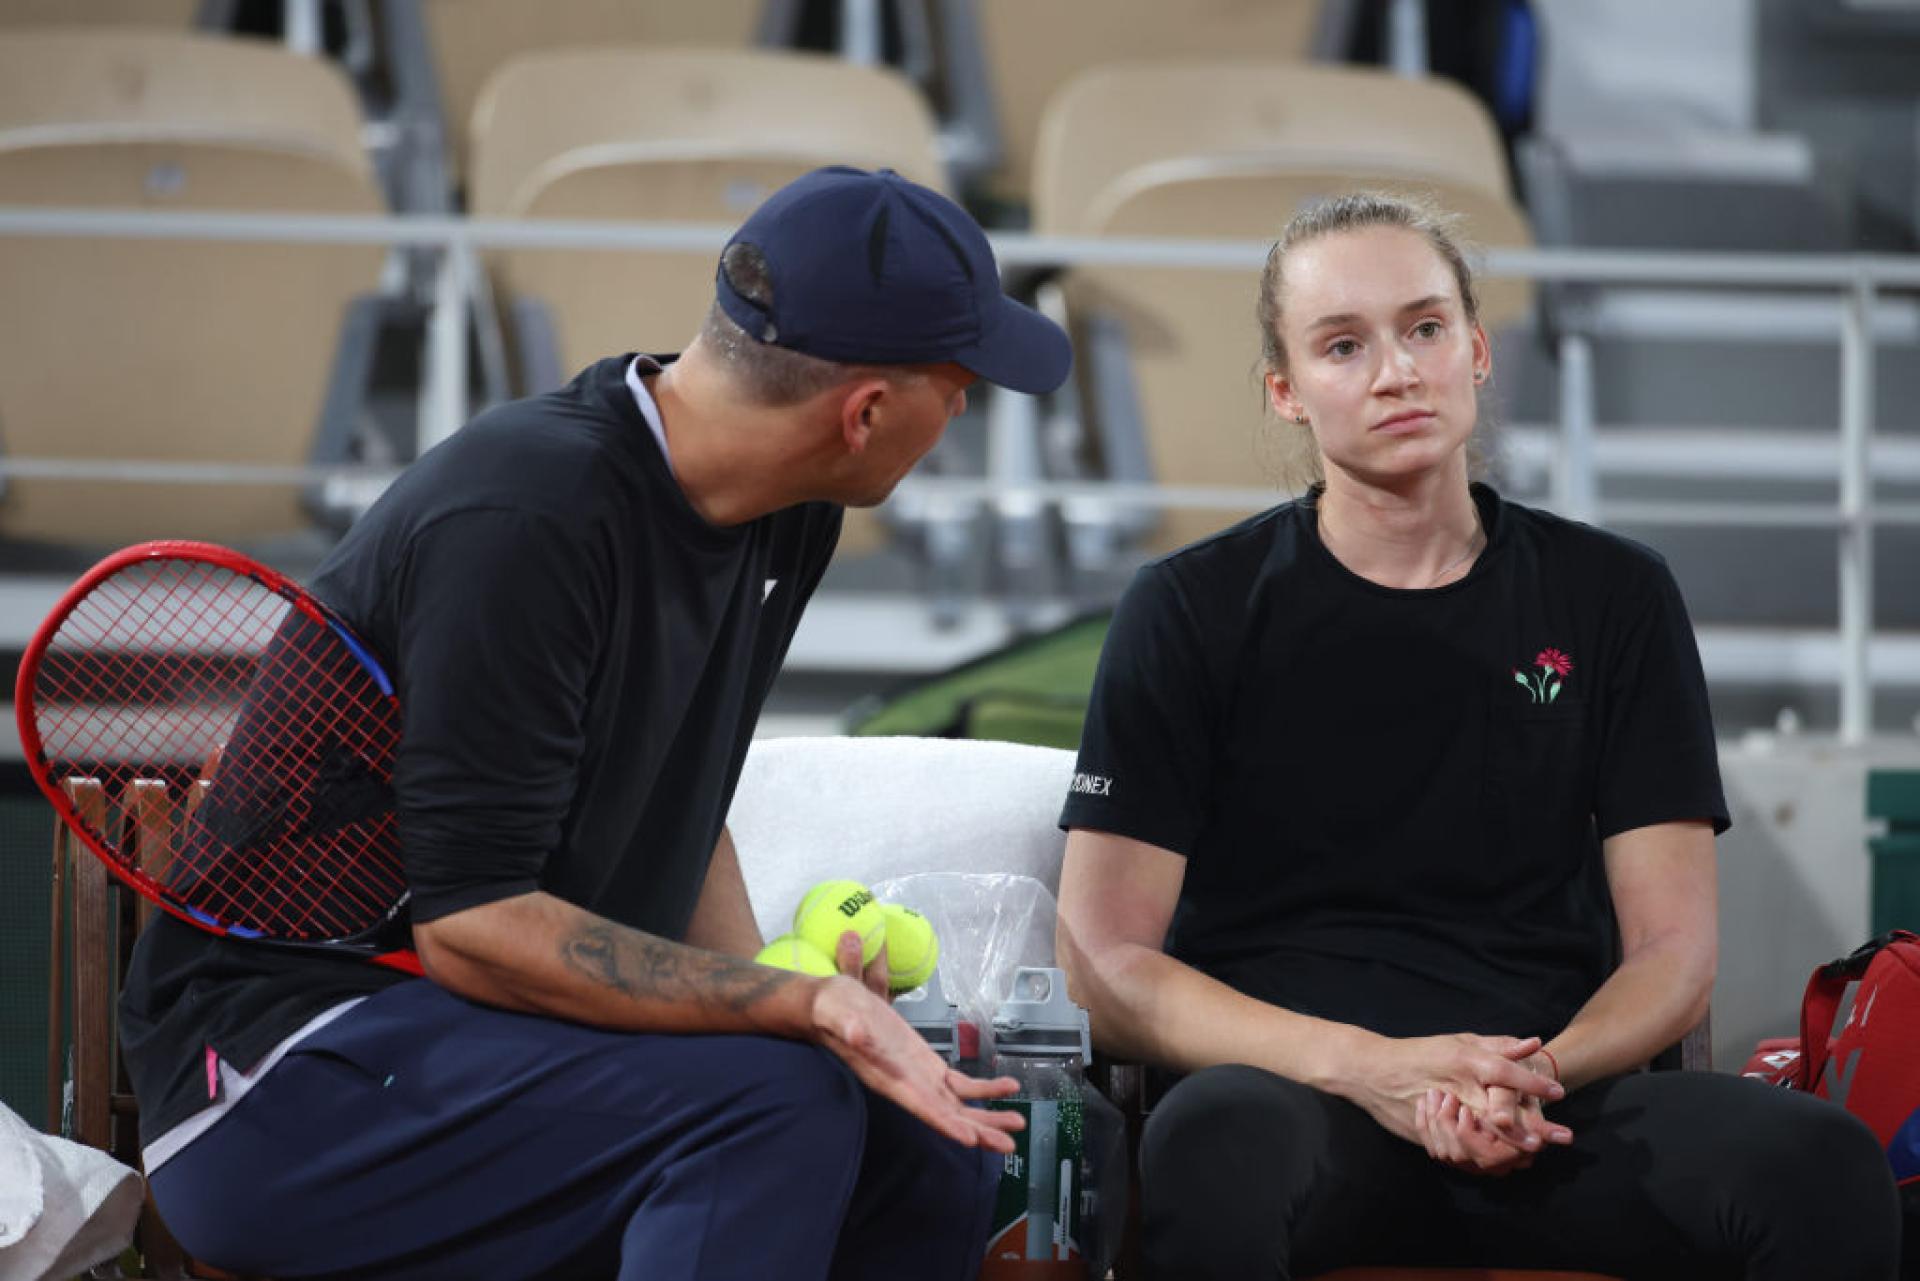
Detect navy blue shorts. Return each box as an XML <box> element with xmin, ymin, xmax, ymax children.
<box><xmin>150</xmin><ymin>979</ymin><xmax>1002</xmax><ymax>1280</ymax></box>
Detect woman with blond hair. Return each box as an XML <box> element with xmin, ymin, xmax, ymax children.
<box><xmin>1056</xmin><ymin>192</ymin><xmax>1900</xmax><ymax>1278</ymax></box>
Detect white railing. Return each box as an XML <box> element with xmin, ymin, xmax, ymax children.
<box><xmin>0</xmin><ymin>206</ymin><xmax>1915</xmax><ymax>740</ymax></box>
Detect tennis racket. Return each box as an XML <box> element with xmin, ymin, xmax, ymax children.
<box><xmin>16</xmin><ymin>540</ymin><xmax>421</xmax><ymax>974</ymax></box>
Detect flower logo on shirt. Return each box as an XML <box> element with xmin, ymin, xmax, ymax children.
<box><xmin>1514</xmin><ymin>647</ymin><xmax>1573</xmax><ymax>703</ymax></box>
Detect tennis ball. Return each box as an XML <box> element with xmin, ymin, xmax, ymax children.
<box><xmin>794</xmin><ymin>879</ymin><xmax>886</xmax><ymax>967</ymax></box>
<box><xmin>881</xmin><ymin>903</ymin><xmax>938</xmax><ymax>993</ymax></box>
<box><xmin>754</xmin><ymin>934</ymin><xmax>838</xmax><ymax>977</ymax></box>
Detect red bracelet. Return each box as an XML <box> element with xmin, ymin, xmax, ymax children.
<box><xmin>1539</xmin><ymin>1046</ymin><xmax>1561</xmax><ymax>1083</ymax></box>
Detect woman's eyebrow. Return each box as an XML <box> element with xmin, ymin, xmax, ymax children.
<box><xmin>1305</xmin><ymin>294</ymin><xmax>1452</xmax><ymax>334</ymax></box>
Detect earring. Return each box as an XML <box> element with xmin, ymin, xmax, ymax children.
<box><xmin>1294</xmin><ymin>413</ymin><xmax>1307</xmax><ymax>425</ymax></box>
<box><xmin>1473</xmin><ymin>370</ymin><xmax>1487</xmax><ymax>384</ymax></box>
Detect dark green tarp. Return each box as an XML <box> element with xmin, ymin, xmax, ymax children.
<box><xmin>843</xmin><ymin>612</ymin><xmax>1112</xmax><ymax>751</ymax></box>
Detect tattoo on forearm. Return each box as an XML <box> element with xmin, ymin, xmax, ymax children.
<box><xmin>560</xmin><ymin>922</ymin><xmax>795</xmax><ymax>1015</ymax></box>
<box><xmin>561</xmin><ymin>924</ymin><xmax>635</xmax><ymax>997</ymax></box>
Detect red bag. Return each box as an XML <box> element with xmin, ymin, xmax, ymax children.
<box><xmin>1737</xmin><ymin>1035</ymin><xmax>1802</xmax><ymax>1087</ymax></box>
<box><xmin>1744</xmin><ymin>932</ymin><xmax>1920</xmax><ymax>1273</ymax></box>
<box><xmin>1795</xmin><ymin>930</ymin><xmax>1920</xmax><ymax>1156</ymax></box>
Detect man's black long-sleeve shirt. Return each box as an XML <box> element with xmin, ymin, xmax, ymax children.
<box><xmin>121</xmin><ymin>354</ymin><xmax>841</xmax><ymax>1143</ymax></box>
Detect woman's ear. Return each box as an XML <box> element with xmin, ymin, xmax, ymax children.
<box><xmin>1266</xmin><ymin>370</ymin><xmax>1303</xmax><ymax>424</ymax></box>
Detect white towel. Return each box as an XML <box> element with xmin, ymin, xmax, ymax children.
<box><xmin>0</xmin><ymin>1100</ymin><xmax>142</xmax><ymax>1281</ymax></box>
<box><xmin>729</xmin><ymin>735</ymin><xmax>1077</xmax><ymax>943</ymax></box>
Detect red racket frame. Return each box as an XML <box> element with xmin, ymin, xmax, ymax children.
<box><xmin>16</xmin><ymin>540</ymin><xmax>421</xmax><ymax>975</ymax></box>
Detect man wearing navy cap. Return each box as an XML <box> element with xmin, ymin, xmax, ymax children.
<box><xmin>120</xmin><ymin>167</ymin><xmax>1073</xmax><ymax>1280</ymax></box>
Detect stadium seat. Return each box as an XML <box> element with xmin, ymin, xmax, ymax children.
<box><xmin>951</xmin><ymin>0</ymin><xmax>1322</xmax><ymax>210</ymax></box>
<box><xmin>468</xmin><ymin>46</ymin><xmax>949</xmax><ymax>557</ymax></box>
<box><xmin>418</xmin><ymin>0</ymin><xmax>776</xmax><ymax>192</ymax></box>
<box><xmin>0</xmin><ymin>0</ymin><xmax>205</xmax><ymax>31</ymax></box>
<box><xmin>0</xmin><ymin>29</ymin><xmax>389</xmax><ymax>547</ymax></box>
<box><xmin>1030</xmin><ymin>62</ymin><xmax>1536</xmax><ymax>560</ymax></box>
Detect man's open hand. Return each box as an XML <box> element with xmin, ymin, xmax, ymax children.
<box><xmin>809</xmin><ymin>974</ymin><xmax>1025</xmax><ymax>1153</ymax></box>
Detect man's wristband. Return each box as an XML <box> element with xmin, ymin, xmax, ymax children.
<box><xmin>1539</xmin><ymin>1046</ymin><xmax>1561</xmax><ymax>1083</ymax></box>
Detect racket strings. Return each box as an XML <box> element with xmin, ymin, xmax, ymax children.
<box><xmin>32</xmin><ymin>557</ymin><xmax>403</xmax><ymax>942</ymax></box>
<box><xmin>165</xmin><ymin>642</ymin><xmax>404</xmax><ymax>934</ymax></box>
<box><xmin>186</xmin><ymin>606</ymin><xmax>403</xmax><ymax>934</ymax></box>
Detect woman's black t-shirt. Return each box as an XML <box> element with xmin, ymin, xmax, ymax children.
<box><xmin>1060</xmin><ymin>484</ymin><xmax>1729</xmax><ymax>1040</ymax></box>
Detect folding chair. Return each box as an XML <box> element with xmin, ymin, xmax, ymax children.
<box><xmin>467</xmin><ymin>45</ymin><xmax>950</xmax><ymax>562</ymax></box>
<box><xmin>467</xmin><ymin>45</ymin><xmax>946</xmax><ymax>392</ymax></box>
<box><xmin>48</xmin><ymin>776</ymin><xmax>214</xmax><ymax>1280</ymax></box>
<box><xmin>0</xmin><ymin>29</ymin><xmax>388</xmax><ymax>548</ymax></box>
<box><xmin>945</xmin><ymin>0</ymin><xmax>1323</xmax><ymax>210</ymax></box>
<box><xmin>1030</xmin><ymin>62</ymin><xmax>1536</xmax><ymax>562</ymax></box>
<box><xmin>0</xmin><ymin>0</ymin><xmax>205</xmax><ymax>30</ymax></box>
<box><xmin>417</xmin><ymin>0</ymin><xmax>779</xmax><ymax>193</ymax></box>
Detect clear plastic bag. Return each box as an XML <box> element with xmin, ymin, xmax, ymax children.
<box><xmin>869</xmin><ymin>871</ymin><xmax>1057</xmax><ymax>1062</ymax></box>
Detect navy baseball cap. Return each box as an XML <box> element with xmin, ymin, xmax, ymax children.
<box><xmin>715</xmin><ymin>166</ymin><xmax>1071</xmax><ymax>395</ymax></box>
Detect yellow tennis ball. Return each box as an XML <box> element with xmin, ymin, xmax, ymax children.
<box><xmin>794</xmin><ymin>879</ymin><xmax>886</xmax><ymax>967</ymax></box>
<box><xmin>754</xmin><ymin>934</ymin><xmax>838</xmax><ymax>977</ymax></box>
<box><xmin>881</xmin><ymin>903</ymin><xmax>938</xmax><ymax>993</ymax></box>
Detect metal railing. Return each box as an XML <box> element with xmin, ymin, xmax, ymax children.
<box><xmin>1</xmin><ymin>205</ymin><xmax>1915</xmax><ymax>740</ymax></box>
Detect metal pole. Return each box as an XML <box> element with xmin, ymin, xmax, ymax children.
<box><xmin>1386</xmin><ymin>0</ymin><xmax>1428</xmax><ymax>76</ymax></box>
<box><xmin>283</xmin><ymin>0</ymin><xmax>323</xmax><ymax>55</ymax></box>
<box><xmin>1556</xmin><ymin>329</ymin><xmax>1597</xmax><ymax>524</ymax></box>
<box><xmin>420</xmin><ymin>239</ymin><xmax>471</xmax><ymax>451</ymax></box>
<box><xmin>841</xmin><ymin>0</ymin><xmax>884</xmax><ymax>65</ymax></box>
<box><xmin>1838</xmin><ymin>277</ymin><xmax>1876</xmax><ymax>744</ymax></box>
<box><xmin>986</xmin><ymin>387</ymin><xmax>1050</xmax><ymax>612</ymax></box>
<box><xmin>10</xmin><ymin>209</ymin><xmax>1920</xmax><ymax>289</ymax></box>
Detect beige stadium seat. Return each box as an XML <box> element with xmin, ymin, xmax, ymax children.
<box><xmin>470</xmin><ymin>47</ymin><xmax>947</xmax><ymax>557</ymax></box>
<box><xmin>0</xmin><ymin>30</ymin><xmax>388</xmax><ymax>547</ymax></box>
<box><xmin>0</xmin><ymin>0</ymin><xmax>203</xmax><ymax>30</ymax></box>
<box><xmin>970</xmin><ymin>0</ymin><xmax>1321</xmax><ymax>208</ymax></box>
<box><xmin>469</xmin><ymin>46</ymin><xmax>946</xmax><ymax>368</ymax></box>
<box><xmin>1032</xmin><ymin>62</ymin><xmax>1536</xmax><ymax>556</ymax></box>
<box><xmin>421</xmin><ymin>0</ymin><xmax>770</xmax><ymax>189</ymax></box>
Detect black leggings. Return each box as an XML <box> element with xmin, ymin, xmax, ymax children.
<box><xmin>1139</xmin><ymin>1065</ymin><xmax>1901</xmax><ymax>1280</ymax></box>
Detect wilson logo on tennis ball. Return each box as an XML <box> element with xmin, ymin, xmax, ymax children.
<box><xmin>794</xmin><ymin>880</ymin><xmax>888</xmax><ymax>967</ymax></box>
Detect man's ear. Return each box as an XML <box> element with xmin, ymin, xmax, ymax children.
<box><xmin>838</xmin><ymin>378</ymin><xmax>890</xmax><ymax>454</ymax></box>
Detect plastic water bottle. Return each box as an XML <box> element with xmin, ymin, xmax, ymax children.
<box><xmin>979</xmin><ymin>967</ymin><xmax>1125</xmax><ymax>1280</ymax></box>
